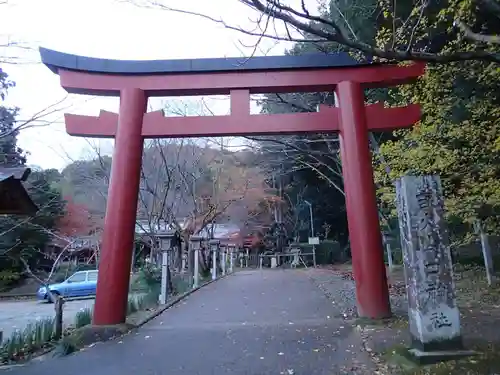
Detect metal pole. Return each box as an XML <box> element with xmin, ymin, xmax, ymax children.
<box><xmin>305</xmin><ymin>200</ymin><xmax>316</xmax><ymax>267</ymax></box>
<box><xmin>383</xmin><ymin>234</ymin><xmax>394</xmax><ymax>272</ymax></box>
<box><xmin>308</xmin><ymin>203</ymin><xmax>314</xmax><ymax>237</ymax></box>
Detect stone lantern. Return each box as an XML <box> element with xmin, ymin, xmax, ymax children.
<box><xmin>220</xmin><ymin>244</ymin><xmax>227</xmax><ymax>276</ymax></box>
<box><xmin>157</xmin><ymin>230</ymin><xmax>177</xmax><ymax>304</ymax></box>
<box><xmin>228</xmin><ymin>243</ymin><xmax>236</xmax><ymax>273</ymax></box>
<box><xmin>189</xmin><ymin>235</ymin><xmax>203</xmax><ymax>288</ymax></box>
<box><xmin>209</xmin><ymin>239</ymin><xmax>220</xmax><ymax>280</ymax></box>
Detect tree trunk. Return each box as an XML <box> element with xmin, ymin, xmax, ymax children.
<box><xmin>199</xmin><ymin>248</ymin><xmax>210</xmax><ymax>274</ymax></box>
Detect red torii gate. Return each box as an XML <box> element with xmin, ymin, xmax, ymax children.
<box><xmin>40</xmin><ymin>47</ymin><xmax>424</xmax><ymax>325</ymax></box>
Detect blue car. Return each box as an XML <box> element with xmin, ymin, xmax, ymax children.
<box><xmin>36</xmin><ymin>270</ymin><xmax>98</xmax><ymax>302</ymax></box>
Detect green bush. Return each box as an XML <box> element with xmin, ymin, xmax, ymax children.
<box><xmin>133</xmin><ymin>264</ymin><xmax>161</xmax><ymax>290</ymax></box>
<box><xmin>171</xmin><ymin>275</ymin><xmax>190</xmax><ymax>295</ymax></box>
<box><xmin>74</xmin><ymin>308</ymin><xmax>92</xmax><ymax>328</ymax></box>
<box><xmin>127</xmin><ymin>298</ymin><xmax>139</xmax><ymax>315</ymax></box>
<box><xmin>0</xmin><ymin>270</ymin><xmax>22</xmax><ymax>290</ymax></box>
<box><xmin>200</xmin><ymin>268</ymin><xmax>211</xmax><ymax>279</ymax></box>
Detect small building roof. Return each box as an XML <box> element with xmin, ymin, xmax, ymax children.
<box><xmin>0</xmin><ymin>167</ymin><xmax>38</xmax><ymax>215</ymax></box>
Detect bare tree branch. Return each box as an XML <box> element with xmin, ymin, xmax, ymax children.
<box><xmin>455</xmin><ymin>19</ymin><xmax>500</xmax><ymax>45</ymax></box>
<box><xmin>129</xmin><ymin>0</ymin><xmax>500</xmax><ymax>63</ymax></box>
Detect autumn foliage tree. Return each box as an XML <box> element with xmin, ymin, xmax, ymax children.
<box><xmin>57</xmin><ymin>197</ymin><xmax>99</xmax><ymax>238</ymax></box>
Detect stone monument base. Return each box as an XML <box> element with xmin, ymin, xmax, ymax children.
<box><xmin>408</xmin><ymin>347</ymin><xmax>477</xmax><ymax>365</ymax></box>
<box><xmin>411</xmin><ymin>335</ymin><xmax>464</xmax><ymax>352</ymax></box>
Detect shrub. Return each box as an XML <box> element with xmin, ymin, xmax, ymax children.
<box><xmin>0</xmin><ymin>317</ymin><xmax>54</xmax><ymax>363</ymax></box>
<box><xmin>0</xmin><ymin>270</ymin><xmax>22</xmax><ymax>290</ymax></box>
<box><xmin>171</xmin><ymin>274</ymin><xmax>191</xmax><ymax>295</ymax></box>
<box><xmin>74</xmin><ymin>308</ymin><xmax>92</xmax><ymax>328</ymax></box>
<box><xmin>134</xmin><ymin>264</ymin><xmax>161</xmax><ymax>290</ymax></box>
<box><xmin>127</xmin><ymin>298</ymin><xmax>139</xmax><ymax>315</ymax></box>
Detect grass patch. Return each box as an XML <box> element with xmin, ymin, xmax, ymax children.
<box><xmin>0</xmin><ymin>317</ymin><xmax>55</xmax><ymax>364</ymax></box>
<box><xmin>171</xmin><ymin>275</ymin><xmax>191</xmax><ymax>295</ymax></box>
<box><xmin>53</xmin><ymin>324</ymin><xmax>133</xmax><ymax>357</ymax></box>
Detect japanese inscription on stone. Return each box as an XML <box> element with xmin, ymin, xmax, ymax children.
<box><xmin>396</xmin><ymin>175</ymin><xmax>462</xmax><ymax>349</ymax></box>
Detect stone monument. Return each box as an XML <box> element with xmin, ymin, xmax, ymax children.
<box><xmin>396</xmin><ymin>175</ymin><xmax>471</xmax><ymax>361</ymax></box>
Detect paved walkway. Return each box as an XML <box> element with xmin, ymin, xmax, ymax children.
<box><xmin>5</xmin><ymin>269</ymin><xmax>375</xmax><ymax>375</ymax></box>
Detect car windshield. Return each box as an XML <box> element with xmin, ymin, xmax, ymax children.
<box><xmin>66</xmin><ymin>272</ymin><xmax>87</xmax><ymax>283</ymax></box>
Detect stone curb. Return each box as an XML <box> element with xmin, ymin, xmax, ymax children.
<box><xmin>0</xmin><ymin>293</ymin><xmax>37</xmax><ymax>302</ymax></box>
<box><xmin>133</xmin><ymin>272</ymin><xmax>231</xmax><ymax>327</ymax></box>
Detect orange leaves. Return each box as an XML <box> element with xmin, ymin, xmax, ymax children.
<box><xmin>57</xmin><ymin>196</ymin><xmax>98</xmax><ymax>237</ymax></box>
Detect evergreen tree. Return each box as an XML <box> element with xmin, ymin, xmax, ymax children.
<box><xmin>373</xmin><ymin>0</ymin><xmax>500</xmax><ymax>245</ymax></box>
<box><xmin>0</xmin><ymin>68</ymin><xmax>25</xmax><ymax>166</ymax></box>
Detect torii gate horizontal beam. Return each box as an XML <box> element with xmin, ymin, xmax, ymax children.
<box><xmin>65</xmin><ymin>102</ymin><xmax>420</xmax><ymax>138</ymax></box>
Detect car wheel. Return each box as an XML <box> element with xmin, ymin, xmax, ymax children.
<box><xmin>47</xmin><ymin>291</ymin><xmax>60</xmax><ymax>303</ymax></box>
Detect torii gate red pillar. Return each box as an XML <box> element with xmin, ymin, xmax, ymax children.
<box><xmin>92</xmin><ymin>89</ymin><xmax>147</xmax><ymax>324</ymax></box>
<box><xmin>336</xmin><ymin>81</ymin><xmax>388</xmax><ymax>317</ymax></box>
<box><xmin>40</xmin><ymin>47</ymin><xmax>424</xmax><ymax>324</ymax></box>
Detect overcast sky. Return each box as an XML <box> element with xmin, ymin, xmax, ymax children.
<box><xmin>0</xmin><ymin>0</ymin><xmax>306</xmax><ymax>170</ymax></box>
